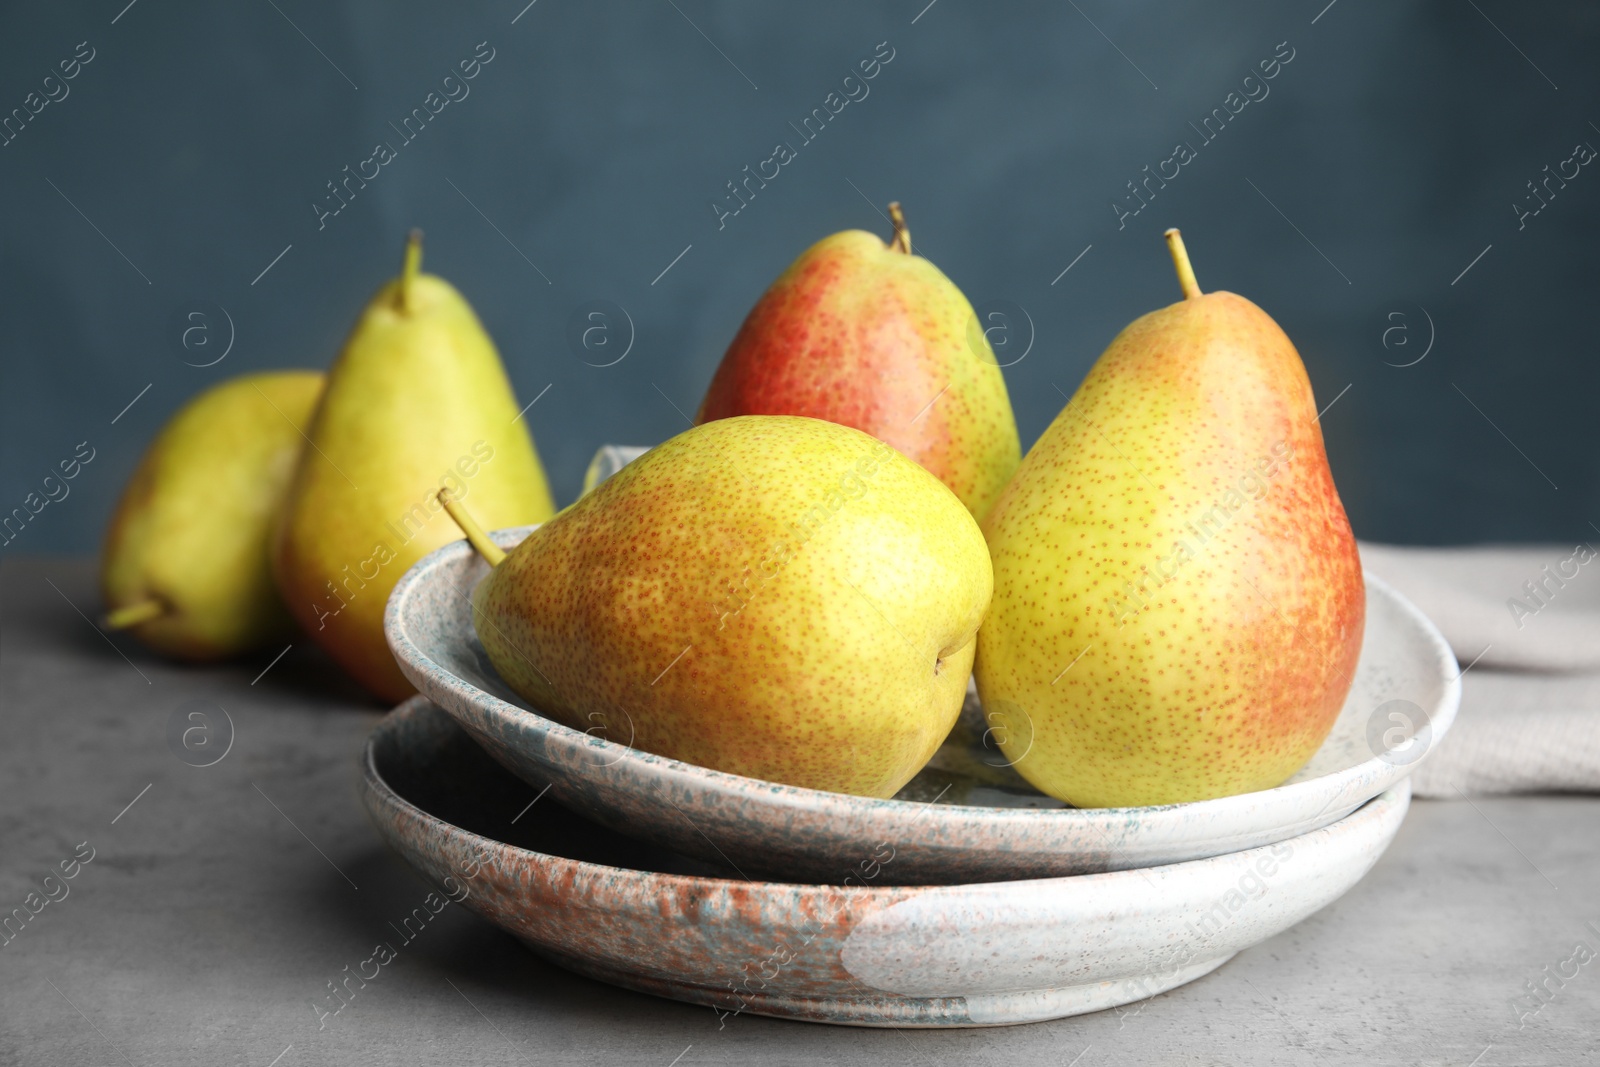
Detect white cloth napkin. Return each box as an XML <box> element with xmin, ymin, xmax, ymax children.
<box><xmin>1358</xmin><ymin>541</ymin><xmax>1600</xmax><ymax>796</ymax></box>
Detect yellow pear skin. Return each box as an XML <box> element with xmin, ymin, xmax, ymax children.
<box><xmin>101</xmin><ymin>371</ymin><xmax>323</xmax><ymax>660</ymax></box>
<box><xmin>975</xmin><ymin>231</ymin><xmax>1364</xmax><ymax>807</ymax></box>
<box><xmin>464</xmin><ymin>415</ymin><xmax>993</xmax><ymax>798</ymax></box>
<box><xmin>274</xmin><ymin>233</ymin><xmax>555</xmax><ymax>703</ymax></box>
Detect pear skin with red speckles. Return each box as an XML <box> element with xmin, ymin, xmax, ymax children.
<box><xmin>696</xmin><ymin>205</ymin><xmax>1021</xmax><ymax>522</ymax></box>
<box><xmin>974</xmin><ymin>230</ymin><xmax>1364</xmax><ymax>808</ymax></box>
<box><xmin>469</xmin><ymin>415</ymin><xmax>993</xmax><ymax>799</ymax></box>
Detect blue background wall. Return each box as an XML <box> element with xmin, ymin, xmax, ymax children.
<box><xmin>1</xmin><ymin>0</ymin><xmax>1596</xmax><ymax>553</ymax></box>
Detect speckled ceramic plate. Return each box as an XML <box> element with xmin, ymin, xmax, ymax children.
<box><xmin>385</xmin><ymin>527</ymin><xmax>1457</xmax><ymax>885</ymax></box>
<box><xmin>362</xmin><ymin>697</ymin><xmax>1411</xmax><ymax>1027</ymax></box>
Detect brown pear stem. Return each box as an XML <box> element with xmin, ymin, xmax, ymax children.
<box><xmin>399</xmin><ymin>229</ymin><xmax>424</xmax><ymax>313</ymax></box>
<box><xmin>887</xmin><ymin>202</ymin><xmax>911</xmax><ymax>254</ymax></box>
<box><xmin>1164</xmin><ymin>228</ymin><xmax>1202</xmax><ymax>300</ymax></box>
<box><xmin>438</xmin><ymin>489</ymin><xmax>505</xmax><ymax>567</ymax></box>
<box><xmin>104</xmin><ymin>599</ymin><xmax>165</xmax><ymax>630</ymax></box>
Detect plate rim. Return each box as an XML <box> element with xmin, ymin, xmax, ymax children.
<box><xmin>362</xmin><ymin>695</ymin><xmax>1413</xmax><ymax>896</ymax></box>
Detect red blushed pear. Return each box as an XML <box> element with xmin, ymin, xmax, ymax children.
<box><xmin>696</xmin><ymin>204</ymin><xmax>1021</xmax><ymax>522</ymax></box>
<box><xmin>975</xmin><ymin>229</ymin><xmax>1365</xmax><ymax>807</ymax></box>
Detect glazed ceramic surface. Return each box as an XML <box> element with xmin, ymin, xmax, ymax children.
<box><xmin>362</xmin><ymin>698</ymin><xmax>1411</xmax><ymax>1028</ymax></box>
<box><xmin>386</xmin><ymin>527</ymin><xmax>1457</xmax><ymax>884</ymax></box>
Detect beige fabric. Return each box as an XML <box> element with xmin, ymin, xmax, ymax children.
<box><xmin>1359</xmin><ymin>541</ymin><xmax>1600</xmax><ymax>796</ymax></box>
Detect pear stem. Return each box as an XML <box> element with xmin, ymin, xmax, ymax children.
<box><xmin>399</xmin><ymin>229</ymin><xmax>424</xmax><ymax>313</ymax></box>
<box><xmin>887</xmin><ymin>202</ymin><xmax>911</xmax><ymax>254</ymax></box>
<box><xmin>1164</xmin><ymin>228</ymin><xmax>1202</xmax><ymax>300</ymax></box>
<box><xmin>438</xmin><ymin>489</ymin><xmax>506</xmax><ymax>567</ymax></box>
<box><xmin>104</xmin><ymin>599</ymin><xmax>165</xmax><ymax>630</ymax></box>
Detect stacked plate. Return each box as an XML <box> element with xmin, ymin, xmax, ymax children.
<box><xmin>365</xmin><ymin>527</ymin><xmax>1460</xmax><ymax>1027</ymax></box>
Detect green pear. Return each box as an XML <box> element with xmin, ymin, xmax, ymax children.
<box><xmin>445</xmin><ymin>415</ymin><xmax>993</xmax><ymax>798</ymax></box>
<box><xmin>697</xmin><ymin>204</ymin><xmax>1021</xmax><ymax>521</ymax></box>
<box><xmin>273</xmin><ymin>231</ymin><xmax>555</xmax><ymax>703</ymax></box>
<box><xmin>101</xmin><ymin>370</ymin><xmax>323</xmax><ymax>660</ymax></box>
<box><xmin>975</xmin><ymin>230</ymin><xmax>1365</xmax><ymax>807</ymax></box>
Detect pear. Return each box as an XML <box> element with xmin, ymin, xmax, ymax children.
<box><xmin>101</xmin><ymin>371</ymin><xmax>323</xmax><ymax>660</ymax></box>
<box><xmin>443</xmin><ymin>415</ymin><xmax>993</xmax><ymax>798</ymax></box>
<box><xmin>273</xmin><ymin>231</ymin><xmax>555</xmax><ymax>703</ymax></box>
<box><xmin>975</xmin><ymin>230</ymin><xmax>1365</xmax><ymax>807</ymax></box>
<box><xmin>697</xmin><ymin>204</ymin><xmax>1021</xmax><ymax>521</ymax></box>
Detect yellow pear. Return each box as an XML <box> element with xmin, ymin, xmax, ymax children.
<box><xmin>101</xmin><ymin>371</ymin><xmax>323</xmax><ymax>660</ymax></box>
<box><xmin>444</xmin><ymin>415</ymin><xmax>993</xmax><ymax>798</ymax></box>
<box><xmin>274</xmin><ymin>232</ymin><xmax>555</xmax><ymax>703</ymax></box>
<box><xmin>975</xmin><ymin>230</ymin><xmax>1364</xmax><ymax>807</ymax></box>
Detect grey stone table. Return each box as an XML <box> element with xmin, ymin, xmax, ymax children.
<box><xmin>2</xmin><ymin>559</ymin><xmax>1596</xmax><ymax>1067</ymax></box>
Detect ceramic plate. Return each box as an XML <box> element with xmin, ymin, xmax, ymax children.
<box><xmin>386</xmin><ymin>527</ymin><xmax>1457</xmax><ymax>884</ymax></box>
<box><xmin>362</xmin><ymin>697</ymin><xmax>1411</xmax><ymax>1028</ymax></box>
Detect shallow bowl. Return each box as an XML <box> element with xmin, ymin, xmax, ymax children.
<box><xmin>362</xmin><ymin>697</ymin><xmax>1411</xmax><ymax>1027</ymax></box>
<box><xmin>385</xmin><ymin>527</ymin><xmax>1457</xmax><ymax>884</ymax></box>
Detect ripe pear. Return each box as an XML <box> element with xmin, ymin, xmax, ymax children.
<box><xmin>975</xmin><ymin>230</ymin><xmax>1365</xmax><ymax>807</ymax></box>
<box><xmin>696</xmin><ymin>204</ymin><xmax>1021</xmax><ymax>521</ymax></box>
<box><xmin>101</xmin><ymin>371</ymin><xmax>323</xmax><ymax>660</ymax></box>
<box><xmin>273</xmin><ymin>232</ymin><xmax>555</xmax><ymax>703</ymax></box>
<box><xmin>444</xmin><ymin>415</ymin><xmax>993</xmax><ymax>798</ymax></box>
